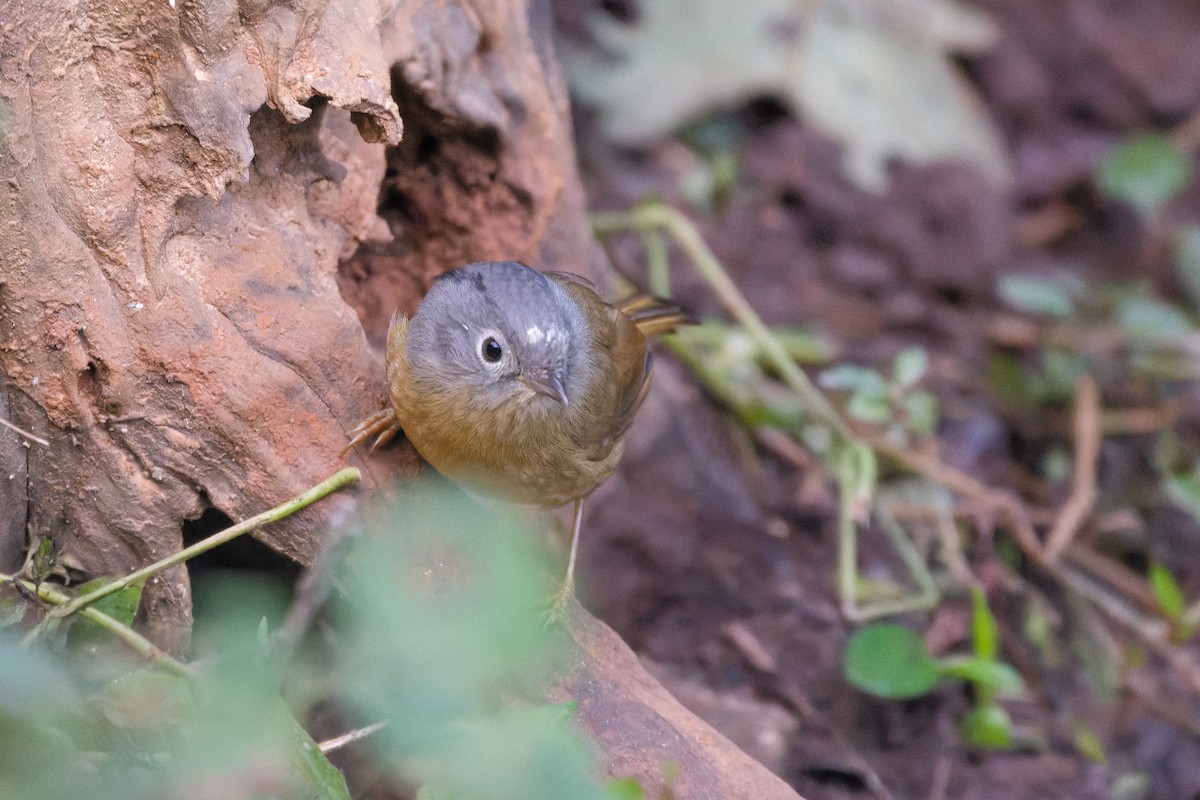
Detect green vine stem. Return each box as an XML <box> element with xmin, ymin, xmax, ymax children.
<box><xmin>593</xmin><ymin>201</ymin><xmax>856</xmax><ymax>442</ymax></box>
<box><xmin>2</xmin><ymin>571</ymin><xmax>194</xmax><ymax>677</ymax></box>
<box><xmin>46</xmin><ymin>467</ymin><xmax>361</xmax><ymax>623</ymax></box>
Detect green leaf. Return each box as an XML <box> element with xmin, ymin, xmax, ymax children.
<box><xmin>819</xmin><ymin>364</ymin><xmax>887</xmax><ymax>395</ymax></box>
<box><xmin>844</xmin><ymin>623</ymin><xmax>939</xmax><ymax>699</ymax></box>
<box><xmin>893</xmin><ymin>347</ymin><xmax>929</xmax><ymax>388</ymax></box>
<box><xmin>1072</xmin><ymin>719</ymin><xmax>1107</xmax><ymax>764</ymax></box>
<box><xmin>1149</xmin><ymin>562</ymin><xmax>1187</xmax><ymax>621</ymax></box>
<box><xmin>1116</xmin><ymin>296</ymin><xmax>1194</xmax><ymax>343</ymax></box>
<box><xmin>1037</xmin><ymin>349</ymin><xmax>1087</xmax><ymax>404</ymax></box>
<box><xmin>66</xmin><ymin>578</ymin><xmax>145</xmax><ymax>651</ymax></box>
<box><xmin>847</xmin><ymin>391</ymin><xmax>892</xmax><ymax>423</ymax></box>
<box><xmin>0</xmin><ymin>582</ymin><xmax>30</xmax><ymax>629</ymax></box>
<box><xmin>606</xmin><ymin>778</ymin><xmax>646</xmax><ymax>800</ymax></box>
<box><xmin>1022</xmin><ymin>595</ymin><xmax>1063</xmax><ymax>668</ymax></box>
<box><xmin>1109</xmin><ymin>771</ymin><xmax>1151</xmax><ymax>800</ymax></box>
<box><xmin>771</xmin><ymin>326</ymin><xmax>840</xmax><ymax>364</ymax></box>
<box><xmin>996</xmin><ymin>274</ymin><xmax>1078</xmax><ymax>318</ymax></box>
<box><xmin>1165</xmin><ymin>471</ymin><xmax>1200</xmax><ymax>525</ymax></box>
<box><xmin>960</xmin><ymin>703</ymin><xmax>1013</xmax><ymax>749</ymax></box>
<box><xmin>30</xmin><ymin>537</ymin><xmax>59</xmax><ymax>584</ymax></box>
<box><xmin>291</xmin><ymin>717</ymin><xmax>353</xmax><ymax>800</ymax></box>
<box><xmin>415</xmin><ymin>785</ymin><xmax>459</xmax><ymax>800</ymax></box>
<box><xmin>986</xmin><ymin>354</ymin><xmax>1032</xmax><ymax>406</ymax></box>
<box><xmin>1040</xmin><ymin>446</ymin><xmax>1072</xmax><ymax>485</ymax></box>
<box><xmin>969</xmin><ymin>585</ymin><xmax>999</xmax><ymax>661</ymax></box>
<box><xmin>1172</xmin><ymin>225</ymin><xmax>1200</xmax><ymax>315</ymax></box>
<box><xmin>0</xmin><ymin>636</ymin><xmax>85</xmax><ymax>795</ymax></box>
<box><xmin>937</xmin><ymin>656</ymin><xmax>1024</xmax><ymax>695</ymax></box>
<box><xmin>0</xmin><ymin>633</ymin><xmax>79</xmax><ymax>715</ymax></box>
<box><xmin>83</xmin><ymin>669</ymin><xmax>191</xmax><ymax>741</ymax></box>
<box><xmin>902</xmin><ymin>390</ymin><xmax>938</xmax><ymax>435</ymax></box>
<box><xmin>333</xmin><ymin>480</ymin><xmax>611</xmax><ymax>800</ymax></box>
<box><xmin>1096</xmin><ymin>134</ymin><xmax>1191</xmax><ymax>216</ymax></box>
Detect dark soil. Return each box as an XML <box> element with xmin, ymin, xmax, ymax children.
<box><xmin>551</xmin><ymin>1</ymin><xmax>1200</xmax><ymax>798</ymax></box>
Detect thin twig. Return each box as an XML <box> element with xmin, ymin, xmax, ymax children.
<box><xmin>1</xmin><ymin>572</ymin><xmax>193</xmax><ymax>677</ymax></box>
<box><xmin>1182</xmin><ymin>595</ymin><xmax>1200</xmax><ymax>635</ymax></box>
<box><xmin>1062</xmin><ymin>545</ymin><xmax>1161</xmax><ymax>616</ymax></box>
<box><xmin>1043</xmin><ymin>375</ymin><xmax>1101</xmax><ymax>562</ymax></box>
<box><xmin>926</xmin><ymin>756</ymin><xmax>952</xmax><ymax>800</ymax></box>
<box><xmin>868</xmin><ymin>436</ymin><xmax>1049</xmax><ymax>567</ymax></box>
<box><xmin>0</xmin><ymin>415</ymin><xmax>49</xmax><ymax>447</ymax></box>
<box><xmin>1124</xmin><ymin>674</ymin><xmax>1200</xmax><ymax>738</ymax></box>
<box><xmin>46</xmin><ymin>468</ymin><xmax>360</xmax><ymax>623</ymax></box>
<box><xmin>273</xmin><ymin>507</ymin><xmax>359</xmax><ymax>666</ymax></box>
<box><xmin>1017</xmin><ymin>203</ymin><xmax>1085</xmax><ymax>249</ymax></box>
<box><xmin>874</xmin><ymin>500</ymin><xmax>976</xmax><ymax>586</ymax></box>
<box><xmin>1060</xmin><ymin>564</ymin><xmax>1200</xmax><ymax>695</ymax></box>
<box><xmin>1101</xmin><ymin>404</ymin><xmax>1178</xmax><ymax>436</ymax></box>
<box><xmin>641</xmin><ymin>227</ymin><xmax>672</xmax><ymax>298</ymax></box>
<box><xmin>593</xmin><ymin>203</ymin><xmax>854</xmax><ymax>441</ymax></box>
<box><xmin>317</xmin><ymin>721</ymin><xmax>387</xmax><ymax>754</ymax></box>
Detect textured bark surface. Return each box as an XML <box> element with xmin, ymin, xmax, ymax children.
<box><xmin>0</xmin><ymin>2</ymin><xmax>804</xmax><ymax>795</ymax></box>
<box><xmin>338</xmin><ymin>0</ymin><xmax>600</xmax><ymax>341</ymax></box>
<box><xmin>0</xmin><ymin>0</ymin><xmax>590</xmax><ymax>649</ymax></box>
<box><xmin>555</xmin><ymin>602</ymin><xmax>803</xmax><ymax>800</ymax></box>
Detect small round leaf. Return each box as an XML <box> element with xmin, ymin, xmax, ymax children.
<box><xmin>1096</xmin><ymin>134</ymin><xmax>1191</xmax><ymax>216</ymax></box>
<box><xmin>893</xmin><ymin>347</ymin><xmax>929</xmax><ymax>388</ymax></box>
<box><xmin>844</xmin><ymin>624</ymin><xmax>939</xmax><ymax>699</ymax></box>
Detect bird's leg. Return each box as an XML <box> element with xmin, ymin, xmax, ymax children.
<box><xmin>549</xmin><ymin>497</ymin><xmax>585</xmax><ymax>620</ymax></box>
<box><xmin>341</xmin><ymin>407</ymin><xmax>402</xmax><ymax>456</ymax></box>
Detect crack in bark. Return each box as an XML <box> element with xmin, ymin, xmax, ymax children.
<box><xmin>210</xmin><ymin>304</ymin><xmax>346</xmax><ymax>439</ymax></box>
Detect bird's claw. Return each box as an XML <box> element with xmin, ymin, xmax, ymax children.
<box><xmin>342</xmin><ymin>407</ymin><xmax>401</xmax><ymax>456</ymax></box>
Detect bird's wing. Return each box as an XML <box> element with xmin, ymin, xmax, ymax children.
<box><xmin>601</xmin><ymin>295</ymin><xmax>691</xmax><ymax>450</ymax></box>
<box><xmin>602</xmin><ymin>308</ymin><xmax>655</xmax><ymax>448</ymax></box>
<box><xmin>550</xmin><ymin>275</ymin><xmax>691</xmax><ymax>458</ymax></box>
<box><xmin>545</xmin><ymin>270</ymin><xmax>597</xmax><ymax>291</ymax></box>
<box><xmin>618</xmin><ymin>293</ymin><xmax>692</xmax><ymax>337</ymax></box>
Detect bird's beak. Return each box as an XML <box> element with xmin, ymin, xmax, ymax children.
<box><xmin>520</xmin><ymin>370</ymin><xmax>569</xmax><ymax>405</ymax></box>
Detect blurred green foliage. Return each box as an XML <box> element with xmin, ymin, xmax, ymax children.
<box><xmin>1171</xmin><ymin>226</ymin><xmax>1200</xmax><ymax>313</ymax></box>
<box><xmin>669</xmin><ymin>320</ymin><xmax>837</xmax><ymax>432</ymax></box>
<box><xmin>0</xmin><ymin>479</ymin><xmax>623</xmax><ymax>799</ymax></box>
<box><xmin>333</xmin><ymin>481</ymin><xmax>612</xmax><ymax>800</ymax></box>
<box><xmin>843</xmin><ymin>623</ymin><xmax>940</xmax><ymax>699</ymax></box>
<box><xmin>0</xmin><ymin>576</ymin><xmax>348</xmax><ymax>800</ymax></box>
<box><xmin>1096</xmin><ymin>134</ymin><xmax>1191</xmax><ymax>218</ymax></box>
<box><xmin>819</xmin><ymin>347</ymin><xmax>939</xmax><ymax>442</ymax></box>
<box><xmin>996</xmin><ymin>273</ymin><xmax>1084</xmax><ymax>319</ymax></box>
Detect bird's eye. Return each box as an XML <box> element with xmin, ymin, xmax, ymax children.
<box><xmin>481</xmin><ymin>336</ymin><xmax>503</xmax><ymax>363</ymax></box>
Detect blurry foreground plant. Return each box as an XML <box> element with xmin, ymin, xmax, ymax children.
<box><xmin>0</xmin><ymin>469</ymin><xmax>631</xmax><ymax>799</ymax></box>
<box><xmin>332</xmin><ymin>479</ymin><xmax>617</xmax><ymax>800</ymax></box>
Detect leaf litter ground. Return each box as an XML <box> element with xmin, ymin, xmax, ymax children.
<box><xmin>554</xmin><ymin>0</ymin><xmax>1200</xmax><ymax>798</ymax></box>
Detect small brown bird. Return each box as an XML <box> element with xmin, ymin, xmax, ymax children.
<box><xmin>347</xmin><ymin>260</ymin><xmax>687</xmax><ymax>607</ymax></box>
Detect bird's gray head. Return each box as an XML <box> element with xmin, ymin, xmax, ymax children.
<box><xmin>405</xmin><ymin>261</ymin><xmax>589</xmax><ymax>409</ymax></box>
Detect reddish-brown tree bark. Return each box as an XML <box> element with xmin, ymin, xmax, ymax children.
<box><xmin>0</xmin><ymin>1</ymin><xmax>803</xmax><ymax>795</ymax></box>
<box><xmin>0</xmin><ymin>0</ymin><xmax>590</xmax><ymax>646</ymax></box>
